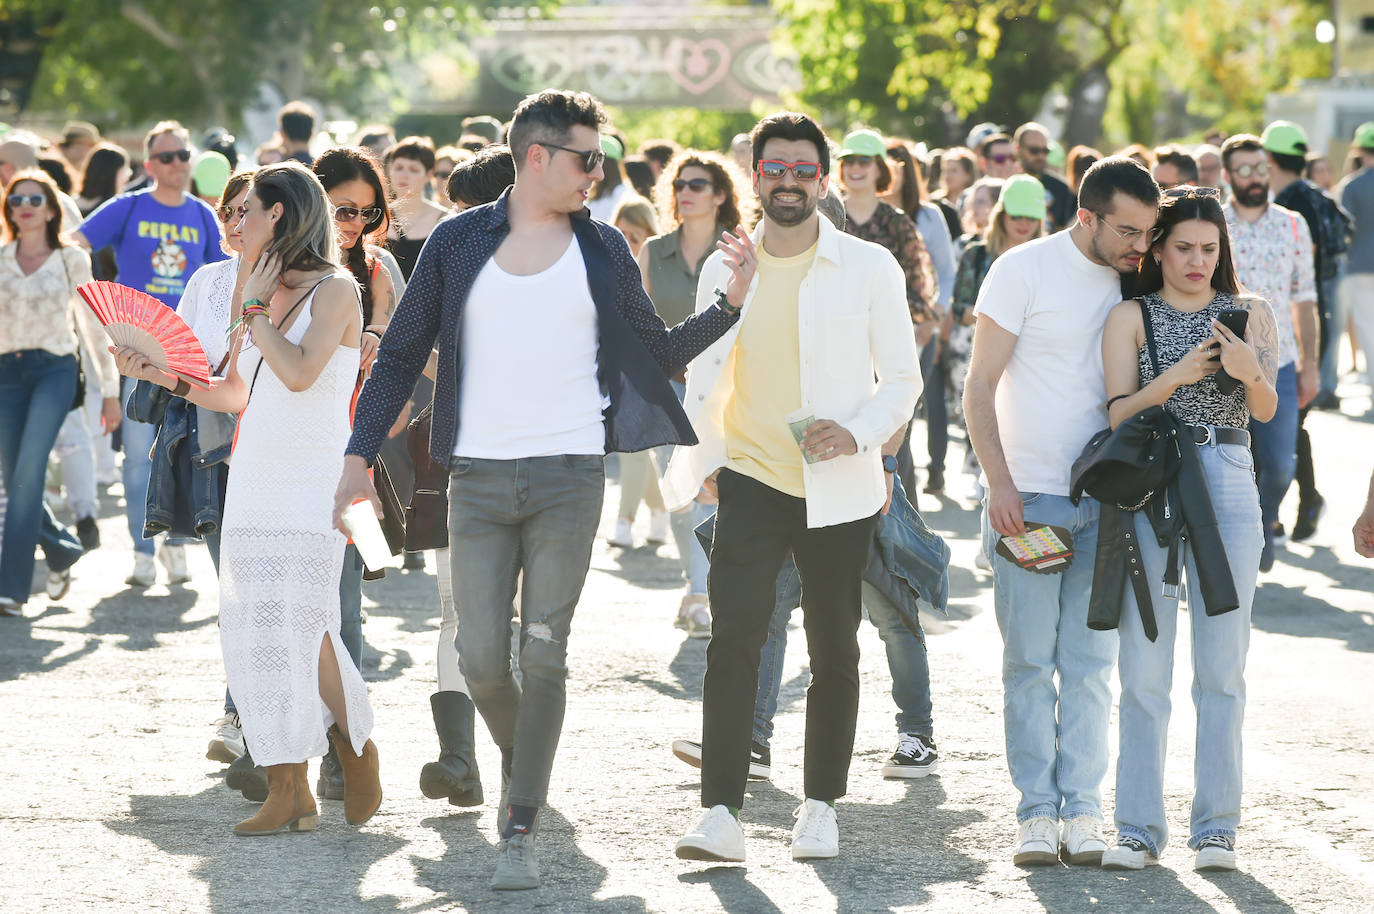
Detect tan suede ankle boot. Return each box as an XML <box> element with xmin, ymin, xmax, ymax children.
<box><xmin>329</xmin><ymin>725</ymin><xmax>382</xmax><ymax>826</ymax></box>
<box><xmin>233</xmin><ymin>763</ymin><xmax>317</xmax><ymax>836</ymax></box>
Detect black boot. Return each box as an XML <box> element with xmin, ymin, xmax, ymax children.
<box><xmin>317</xmin><ymin>742</ymin><xmax>345</xmax><ymax>800</ymax></box>
<box><xmin>225</xmin><ymin>748</ymin><xmax>268</xmax><ymax>802</ymax></box>
<box><xmin>419</xmin><ymin>691</ymin><xmax>483</xmax><ymax>807</ymax></box>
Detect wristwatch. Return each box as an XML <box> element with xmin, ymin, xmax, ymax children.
<box><xmin>882</xmin><ymin>455</ymin><xmax>898</xmax><ymax>474</ymax></box>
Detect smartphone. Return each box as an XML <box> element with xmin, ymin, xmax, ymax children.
<box><xmin>1214</xmin><ymin>308</ymin><xmax>1249</xmax><ymax>395</ymax></box>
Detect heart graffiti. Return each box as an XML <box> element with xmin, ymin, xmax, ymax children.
<box><xmin>663</xmin><ymin>38</ymin><xmax>732</xmax><ymax>96</ymax></box>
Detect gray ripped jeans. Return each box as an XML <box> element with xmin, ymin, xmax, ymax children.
<box><xmin>446</xmin><ymin>454</ymin><xmax>605</xmax><ymax>808</ymax></box>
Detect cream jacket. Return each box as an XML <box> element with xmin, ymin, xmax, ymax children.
<box><xmin>662</xmin><ymin>215</ymin><xmax>921</xmax><ymax>528</ymax></box>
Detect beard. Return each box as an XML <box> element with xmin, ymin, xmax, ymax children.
<box><xmin>762</xmin><ymin>188</ymin><xmax>815</xmax><ymax>227</ymax></box>
<box><xmin>1232</xmin><ymin>182</ymin><xmax>1269</xmax><ymax>207</ymax></box>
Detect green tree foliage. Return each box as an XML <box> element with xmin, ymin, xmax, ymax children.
<box><xmin>9</xmin><ymin>1</ymin><xmax>505</xmax><ymax>127</ymax></box>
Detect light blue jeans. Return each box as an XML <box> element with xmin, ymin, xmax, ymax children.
<box><xmin>1113</xmin><ymin>441</ymin><xmax>1263</xmax><ymax>854</ymax></box>
<box><xmin>663</xmin><ymin>380</ymin><xmax>710</xmax><ymax>596</ymax></box>
<box><xmin>982</xmin><ymin>492</ymin><xmax>1117</xmax><ymax>823</ymax></box>
<box><xmin>120</xmin><ymin>377</ymin><xmax>156</xmax><ymax>556</ymax></box>
<box><xmin>1250</xmin><ymin>363</ymin><xmax>1297</xmax><ymax>536</ymax></box>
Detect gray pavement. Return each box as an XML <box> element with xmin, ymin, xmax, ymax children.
<box><xmin>3</xmin><ymin>388</ymin><xmax>1374</xmax><ymax>913</ymax></box>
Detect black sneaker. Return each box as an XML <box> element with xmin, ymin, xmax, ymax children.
<box><xmin>76</xmin><ymin>516</ymin><xmax>100</xmax><ymax>551</ymax></box>
<box><xmin>923</xmin><ymin>470</ymin><xmax>945</xmax><ymax>495</ymax></box>
<box><xmin>1271</xmin><ymin>523</ymin><xmax>1289</xmax><ymax>547</ymax></box>
<box><xmin>881</xmin><ymin>733</ymin><xmax>938</xmax><ymax>778</ymax></box>
<box><xmin>671</xmin><ymin>738</ymin><xmax>771</xmax><ymax>780</ymax></box>
<box><xmin>1292</xmin><ymin>492</ymin><xmax>1325</xmax><ymax>542</ymax></box>
<box><xmin>225</xmin><ymin>750</ymin><xmax>267</xmax><ymax>802</ymax></box>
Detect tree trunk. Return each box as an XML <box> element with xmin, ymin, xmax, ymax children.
<box><xmin>1063</xmin><ymin>65</ymin><xmax>1111</xmax><ymax>148</ymax></box>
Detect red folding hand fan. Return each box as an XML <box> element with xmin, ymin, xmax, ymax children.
<box><xmin>76</xmin><ymin>281</ymin><xmax>211</xmax><ymax>388</ymax></box>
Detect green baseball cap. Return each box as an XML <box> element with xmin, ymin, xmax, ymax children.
<box><xmin>600</xmin><ymin>134</ymin><xmax>625</xmax><ymax>161</ymax></box>
<box><xmin>1000</xmin><ymin>174</ymin><xmax>1048</xmax><ymax>221</ymax></box>
<box><xmin>192</xmin><ymin>151</ymin><xmax>232</xmax><ymax>199</ymax></box>
<box><xmin>836</xmin><ymin>129</ymin><xmax>886</xmax><ymax>158</ymax></box>
<box><xmin>1261</xmin><ymin>120</ymin><xmax>1309</xmax><ymax>156</ymax></box>
<box><xmin>1354</xmin><ymin>122</ymin><xmax>1374</xmax><ymax>149</ymax></box>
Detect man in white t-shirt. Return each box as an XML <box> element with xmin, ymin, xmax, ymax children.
<box><xmin>964</xmin><ymin>157</ymin><xmax>1160</xmax><ymax>868</ymax></box>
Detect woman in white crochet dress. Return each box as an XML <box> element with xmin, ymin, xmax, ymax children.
<box><xmin>112</xmin><ymin>162</ymin><xmax>381</xmax><ymax>836</ymax></box>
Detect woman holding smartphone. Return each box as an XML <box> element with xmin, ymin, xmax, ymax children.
<box><xmin>1098</xmin><ymin>186</ymin><xmax>1279</xmax><ymax>873</ymax></box>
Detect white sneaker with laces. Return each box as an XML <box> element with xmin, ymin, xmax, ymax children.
<box><xmin>608</xmin><ymin>518</ymin><xmax>634</xmax><ymax>548</ymax></box>
<box><xmin>792</xmin><ymin>798</ymin><xmax>839</xmax><ymax>860</ymax></box>
<box><xmin>676</xmin><ymin>805</ymin><xmax>745</xmax><ymax>862</ymax></box>
<box><xmin>647</xmin><ymin>509</ymin><xmax>669</xmax><ymax>544</ymax></box>
<box><xmin>126</xmin><ymin>553</ymin><xmax>156</xmax><ymax>587</ymax></box>
<box><xmin>159</xmin><ymin>544</ymin><xmax>190</xmax><ymax>583</ymax></box>
<box><xmin>206</xmin><ymin>713</ymin><xmax>245</xmax><ymax>763</ymax></box>
<box><xmin>1194</xmin><ymin>834</ymin><xmax>1236</xmax><ymax>871</ymax></box>
<box><xmin>1060</xmin><ymin>815</ymin><xmax>1108</xmax><ymax>865</ymax></box>
<box><xmin>1102</xmin><ymin>834</ymin><xmax>1159</xmax><ymax>870</ymax></box>
<box><xmin>1014</xmin><ymin>816</ymin><xmax>1060</xmax><ymax>867</ymax></box>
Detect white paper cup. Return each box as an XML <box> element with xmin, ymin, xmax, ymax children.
<box><xmin>342</xmin><ymin>500</ymin><xmax>391</xmax><ymax>572</ymax></box>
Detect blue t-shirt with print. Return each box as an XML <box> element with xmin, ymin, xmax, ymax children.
<box><xmin>79</xmin><ymin>190</ymin><xmax>227</xmax><ymax>310</ymax></box>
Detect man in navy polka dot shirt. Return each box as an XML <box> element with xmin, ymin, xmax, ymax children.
<box><xmin>334</xmin><ymin>89</ymin><xmax>742</xmax><ymax>891</ymax></box>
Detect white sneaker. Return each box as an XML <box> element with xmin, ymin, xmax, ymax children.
<box><xmin>647</xmin><ymin>509</ymin><xmax>669</xmax><ymax>544</ymax></box>
<box><xmin>676</xmin><ymin>805</ymin><xmax>746</xmax><ymax>862</ymax></box>
<box><xmin>975</xmin><ymin>551</ymin><xmax>992</xmax><ymax>571</ymax></box>
<box><xmin>608</xmin><ymin>518</ymin><xmax>634</xmax><ymax>548</ymax></box>
<box><xmin>1194</xmin><ymin>835</ymin><xmax>1236</xmax><ymax>871</ymax></box>
<box><xmin>685</xmin><ymin>601</ymin><xmax>711</xmax><ymax>640</ymax></box>
<box><xmin>206</xmin><ymin>713</ymin><xmax>245</xmax><ymax>763</ymax></box>
<box><xmin>1013</xmin><ymin>816</ymin><xmax>1060</xmax><ymax>867</ymax></box>
<box><xmin>1060</xmin><ymin>815</ymin><xmax>1108</xmax><ymax>866</ymax></box>
<box><xmin>792</xmin><ymin>799</ymin><xmax>839</xmax><ymax>860</ymax></box>
<box><xmin>126</xmin><ymin>553</ymin><xmax>156</xmax><ymax>587</ymax></box>
<box><xmin>45</xmin><ymin>567</ymin><xmax>72</xmax><ymax>600</ymax></box>
<box><xmin>1102</xmin><ymin>835</ymin><xmax>1159</xmax><ymax>870</ymax></box>
<box><xmin>159</xmin><ymin>543</ymin><xmax>190</xmax><ymax>584</ymax></box>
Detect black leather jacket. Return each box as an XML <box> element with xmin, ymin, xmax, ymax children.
<box><xmin>1082</xmin><ymin>409</ymin><xmax>1239</xmax><ymax>641</ymax></box>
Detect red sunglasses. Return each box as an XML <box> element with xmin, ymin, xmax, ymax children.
<box><xmin>757</xmin><ymin>160</ymin><xmax>822</xmax><ymax>182</ymax></box>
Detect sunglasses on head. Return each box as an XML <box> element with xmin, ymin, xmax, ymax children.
<box><xmin>333</xmin><ymin>204</ymin><xmax>384</xmax><ymax>228</ymax></box>
<box><xmin>539</xmin><ymin>142</ymin><xmax>605</xmax><ymax>174</ymax></box>
<box><xmin>151</xmin><ymin>149</ymin><xmax>192</xmax><ymax>165</ymax></box>
<box><xmin>1230</xmin><ymin>162</ymin><xmax>1269</xmax><ymax>179</ymax></box>
<box><xmin>1163</xmin><ymin>184</ymin><xmax>1221</xmax><ymax>199</ymax></box>
<box><xmin>673</xmin><ymin>177</ymin><xmax>713</xmax><ymax>193</ymax></box>
<box><xmin>6</xmin><ymin>193</ymin><xmax>46</xmax><ymax>209</ymax></box>
<box><xmin>757</xmin><ymin>160</ymin><xmax>822</xmax><ymax>182</ymax></box>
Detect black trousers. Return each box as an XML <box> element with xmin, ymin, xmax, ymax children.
<box><xmin>701</xmin><ymin>468</ymin><xmax>878</xmax><ymax>809</ymax></box>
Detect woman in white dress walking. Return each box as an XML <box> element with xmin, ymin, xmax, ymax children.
<box><xmin>113</xmin><ymin>162</ymin><xmax>381</xmax><ymax>836</ymax></box>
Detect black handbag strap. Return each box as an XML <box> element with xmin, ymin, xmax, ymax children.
<box><xmin>1137</xmin><ymin>297</ymin><xmax>1162</xmax><ymax>378</ymax></box>
<box><xmin>247</xmin><ymin>276</ymin><xmax>330</xmax><ymax>397</ymax></box>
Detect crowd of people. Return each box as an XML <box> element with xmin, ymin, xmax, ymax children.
<box><xmin>2</xmin><ymin>89</ymin><xmax>1374</xmax><ymax>892</ymax></box>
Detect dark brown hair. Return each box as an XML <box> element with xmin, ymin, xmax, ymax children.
<box><xmin>884</xmin><ymin>141</ymin><xmax>925</xmax><ymax>214</ymax></box>
<box><xmin>1135</xmin><ymin>188</ymin><xmax>1238</xmax><ymax>295</ymax></box>
<box><xmin>313</xmin><ymin>147</ymin><xmax>392</xmax><ymax>325</ymax></box>
<box><xmin>384</xmin><ymin>136</ymin><xmax>437</xmax><ymax>173</ymax></box>
<box><xmin>1066</xmin><ymin>145</ymin><xmax>1101</xmax><ymax>192</ymax></box>
<box><xmin>3</xmin><ymin>169</ymin><xmax>66</xmax><ymax>248</ymax></box>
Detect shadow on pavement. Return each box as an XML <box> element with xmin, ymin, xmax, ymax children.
<box><xmin>0</xmin><ymin>612</ymin><xmax>99</xmax><ymax>681</ymax></box>
<box><xmin>1199</xmin><ymin>868</ymin><xmax>1297</xmax><ymax>914</ymax></box>
<box><xmin>1025</xmin><ymin>865</ymin><xmax>1215</xmax><ymax>913</ymax></box>
<box><xmin>412</xmin><ymin>806</ymin><xmax>650</xmax><ymax>911</ymax></box>
<box><xmin>77</xmin><ymin>587</ymin><xmax>211</xmax><ymax>652</ymax></box>
<box><xmin>1252</xmin><ymin>545</ymin><xmax>1374</xmax><ymax>652</ymax></box>
<box><xmin>107</xmin><ymin>785</ymin><xmax>408</xmax><ymax>913</ymax></box>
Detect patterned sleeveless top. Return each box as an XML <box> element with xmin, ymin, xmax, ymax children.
<box><xmin>1136</xmin><ymin>290</ymin><xmax>1250</xmax><ymax>429</ymax></box>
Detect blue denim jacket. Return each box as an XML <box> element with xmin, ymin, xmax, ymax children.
<box><xmin>127</xmin><ymin>381</ymin><xmax>229</xmax><ymax>537</ymax></box>
<box><xmin>695</xmin><ymin>475</ymin><xmax>949</xmax><ymax>640</ymax></box>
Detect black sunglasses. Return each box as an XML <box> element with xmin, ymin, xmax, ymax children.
<box><xmin>539</xmin><ymin>142</ymin><xmax>605</xmax><ymax>174</ymax></box>
<box><xmin>333</xmin><ymin>204</ymin><xmax>384</xmax><ymax>229</ymax></box>
<box><xmin>6</xmin><ymin>193</ymin><xmax>46</xmax><ymax>209</ymax></box>
<box><xmin>672</xmin><ymin>177</ymin><xmax>713</xmax><ymax>193</ymax></box>
<box><xmin>151</xmin><ymin>149</ymin><xmax>192</xmax><ymax>165</ymax></box>
<box><xmin>217</xmin><ymin>204</ymin><xmax>247</xmax><ymax>223</ymax></box>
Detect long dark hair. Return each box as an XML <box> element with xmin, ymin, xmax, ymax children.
<box><xmin>313</xmin><ymin>147</ymin><xmax>391</xmax><ymax>326</ymax></box>
<box><xmin>79</xmin><ymin>143</ymin><xmax>129</xmax><ymax>204</ymax></box>
<box><xmin>250</xmin><ymin>163</ymin><xmax>339</xmax><ymax>283</ymax></box>
<box><xmin>884</xmin><ymin>141</ymin><xmax>926</xmax><ymax>215</ymax></box>
<box><xmin>654</xmin><ymin>149</ymin><xmax>747</xmax><ymax>231</ymax></box>
<box><xmin>1135</xmin><ymin>187</ymin><xmax>1239</xmax><ymax>295</ymax></box>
